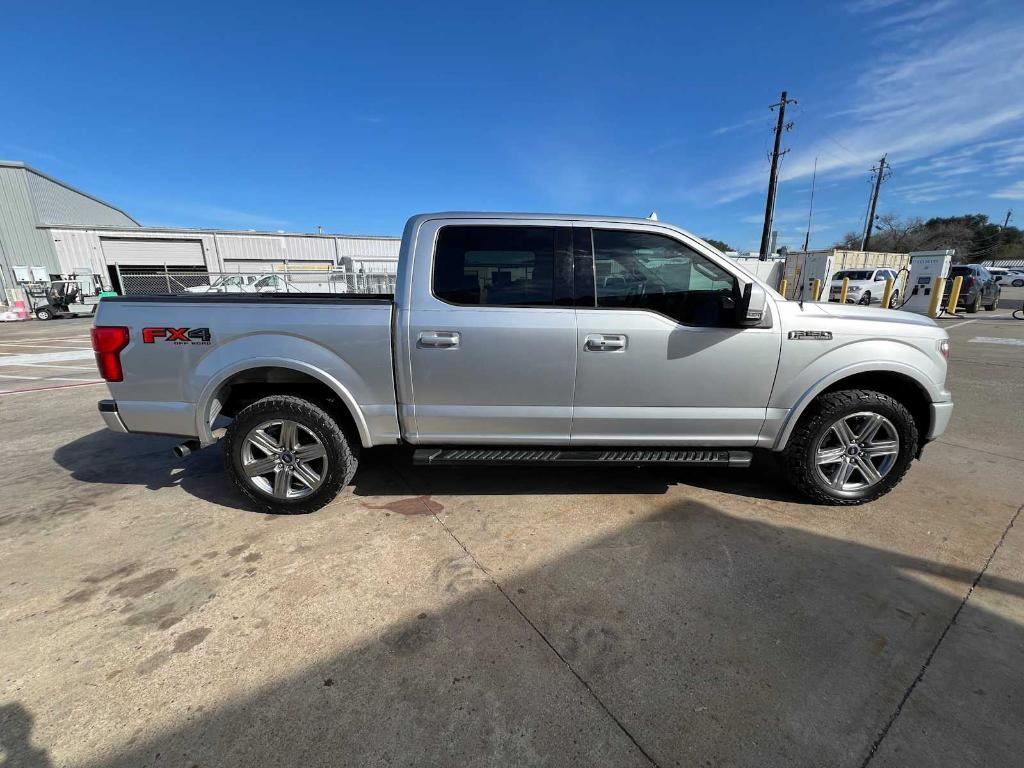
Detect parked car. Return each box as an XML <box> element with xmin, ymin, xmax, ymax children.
<box><xmin>186</xmin><ymin>274</ymin><xmax>307</xmax><ymax>294</ymax></box>
<box><xmin>186</xmin><ymin>275</ymin><xmax>263</xmax><ymax>294</ymax></box>
<box><xmin>92</xmin><ymin>212</ymin><xmax>953</xmax><ymax>511</ymax></box>
<box><xmin>828</xmin><ymin>268</ymin><xmax>901</xmax><ymax>307</ymax></box>
<box><xmin>944</xmin><ymin>264</ymin><xmax>1001</xmax><ymax>313</ymax></box>
<box><xmin>990</xmin><ymin>268</ymin><xmax>1024</xmax><ymax>288</ymax></box>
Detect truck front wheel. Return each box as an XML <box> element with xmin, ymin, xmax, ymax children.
<box><xmin>782</xmin><ymin>389</ymin><xmax>918</xmax><ymax>505</ymax></box>
<box><xmin>223</xmin><ymin>395</ymin><xmax>359</xmax><ymax>514</ymax></box>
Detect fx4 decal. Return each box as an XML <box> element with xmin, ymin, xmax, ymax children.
<box><xmin>142</xmin><ymin>327</ymin><xmax>212</xmax><ymax>345</ymax></box>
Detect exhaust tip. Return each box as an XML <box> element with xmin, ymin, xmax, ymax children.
<box><xmin>173</xmin><ymin>440</ymin><xmax>201</xmax><ymax>459</ymax></box>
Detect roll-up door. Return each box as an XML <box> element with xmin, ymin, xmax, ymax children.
<box><xmin>101</xmin><ymin>238</ymin><xmax>205</xmax><ymax>266</ymax></box>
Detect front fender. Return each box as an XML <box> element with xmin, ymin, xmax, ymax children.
<box><xmin>766</xmin><ymin>338</ymin><xmax>947</xmax><ymax>450</ymax></box>
<box><xmin>192</xmin><ymin>333</ymin><xmax>380</xmax><ymax>447</ymax></box>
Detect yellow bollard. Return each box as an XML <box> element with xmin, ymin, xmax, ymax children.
<box><xmin>839</xmin><ymin>277</ymin><xmax>850</xmax><ymax>304</ymax></box>
<box><xmin>927</xmin><ymin>277</ymin><xmax>946</xmax><ymax>318</ymax></box>
<box><xmin>811</xmin><ymin>278</ymin><xmax>822</xmax><ymax>301</ymax></box>
<box><xmin>881</xmin><ymin>278</ymin><xmax>894</xmax><ymax>309</ymax></box>
<box><xmin>779</xmin><ymin>278</ymin><xmax>788</xmax><ymax>298</ymax></box>
<box><xmin>946</xmin><ymin>275</ymin><xmax>963</xmax><ymax>315</ymax></box>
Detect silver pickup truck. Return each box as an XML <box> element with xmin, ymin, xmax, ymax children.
<box><xmin>92</xmin><ymin>212</ymin><xmax>953</xmax><ymax>512</ymax></box>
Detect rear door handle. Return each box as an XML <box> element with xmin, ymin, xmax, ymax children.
<box><xmin>584</xmin><ymin>333</ymin><xmax>627</xmax><ymax>352</ymax></box>
<box><xmin>418</xmin><ymin>330</ymin><xmax>461</xmax><ymax>349</ymax></box>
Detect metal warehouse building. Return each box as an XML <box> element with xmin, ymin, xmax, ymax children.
<box><xmin>0</xmin><ymin>160</ymin><xmax>399</xmax><ymax>303</ymax></box>
<box><xmin>0</xmin><ymin>160</ymin><xmax>139</xmax><ymax>300</ymax></box>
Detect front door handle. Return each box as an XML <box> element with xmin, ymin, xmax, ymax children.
<box><xmin>584</xmin><ymin>333</ymin><xmax>627</xmax><ymax>352</ymax></box>
<box><xmin>418</xmin><ymin>330</ymin><xmax>461</xmax><ymax>349</ymax></box>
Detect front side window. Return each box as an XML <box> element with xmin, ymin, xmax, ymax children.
<box><xmin>592</xmin><ymin>229</ymin><xmax>737</xmax><ymax>326</ymax></box>
<box><xmin>433</xmin><ymin>226</ymin><xmax>556</xmax><ymax>306</ymax></box>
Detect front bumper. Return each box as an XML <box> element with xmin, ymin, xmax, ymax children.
<box><xmin>98</xmin><ymin>400</ymin><xmax>129</xmax><ymax>434</ymax></box>
<box><xmin>927</xmin><ymin>400</ymin><xmax>954</xmax><ymax>440</ymax></box>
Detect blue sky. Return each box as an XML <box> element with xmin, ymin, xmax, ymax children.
<box><xmin>3</xmin><ymin>0</ymin><xmax>1023</xmax><ymax>251</ymax></box>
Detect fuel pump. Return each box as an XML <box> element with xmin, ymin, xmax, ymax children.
<box><xmin>903</xmin><ymin>250</ymin><xmax>953</xmax><ymax>317</ymax></box>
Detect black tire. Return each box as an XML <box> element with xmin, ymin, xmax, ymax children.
<box><xmin>35</xmin><ymin>307</ymin><xmax>53</xmax><ymax>321</ymax></box>
<box><xmin>859</xmin><ymin>292</ymin><xmax>871</xmax><ymax>306</ymax></box>
<box><xmin>1012</xmin><ymin>279</ymin><xmax>1024</xmax><ymax>288</ymax></box>
<box><xmin>966</xmin><ymin>293</ymin><xmax>981</xmax><ymax>313</ymax></box>
<box><xmin>888</xmin><ymin>290</ymin><xmax>900</xmax><ymax>309</ymax></box>
<box><xmin>223</xmin><ymin>395</ymin><xmax>358</xmax><ymax>514</ymax></box>
<box><xmin>781</xmin><ymin>389</ymin><xmax>918</xmax><ymax>506</ymax></box>
<box><xmin>984</xmin><ymin>292</ymin><xmax>998</xmax><ymax>311</ymax></box>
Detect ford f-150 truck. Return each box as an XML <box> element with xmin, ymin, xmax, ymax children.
<box><xmin>92</xmin><ymin>212</ymin><xmax>953</xmax><ymax>513</ymax></box>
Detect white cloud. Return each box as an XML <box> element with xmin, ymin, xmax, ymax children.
<box><xmin>873</xmin><ymin>0</ymin><xmax>955</xmax><ymax>28</ymax></box>
<box><xmin>845</xmin><ymin>0</ymin><xmax>905</xmax><ymax>12</ymax></box>
<box><xmin>992</xmin><ymin>180</ymin><xmax>1024</xmax><ymax>200</ymax></box>
<box><xmin>705</xmin><ymin>9</ymin><xmax>1024</xmax><ymax>205</ymax></box>
<box><xmin>711</xmin><ymin>115</ymin><xmax>771</xmax><ymax>137</ymax></box>
<box><xmin>138</xmin><ymin>200</ymin><xmax>290</xmax><ymax>230</ymax></box>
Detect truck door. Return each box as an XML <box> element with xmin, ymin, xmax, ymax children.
<box><xmin>404</xmin><ymin>222</ymin><xmax>577</xmax><ymax>443</ymax></box>
<box><xmin>570</xmin><ymin>226</ymin><xmax>781</xmax><ymax>446</ymax></box>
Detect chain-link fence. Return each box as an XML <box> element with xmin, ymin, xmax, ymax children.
<box><xmin>115</xmin><ymin>264</ymin><xmax>397</xmax><ymax>297</ymax></box>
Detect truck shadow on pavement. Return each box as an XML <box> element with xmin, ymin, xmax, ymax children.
<box><xmin>0</xmin><ymin>703</ymin><xmax>53</xmax><ymax>768</ymax></box>
<box><xmin>52</xmin><ymin>429</ymin><xmax>254</xmax><ymax>511</ymax></box>
<box><xmin>53</xmin><ymin>432</ymin><xmax>810</xmax><ymax>513</ymax></box>
<box><xmin>41</xmin><ymin>497</ymin><xmax>1022</xmax><ymax>768</ymax></box>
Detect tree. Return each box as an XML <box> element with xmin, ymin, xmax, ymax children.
<box><xmin>702</xmin><ymin>237</ymin><xmax>734</xmax><ymax>252</ymax></box>
<box><xmin>835</xmin><ymin>213</ymin><xmax>1024</xmax><ymax>263</ymax></box>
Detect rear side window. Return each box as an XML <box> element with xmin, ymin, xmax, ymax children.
<box><xmin>433</xmin><ymin>226</ymin><xmax>556</xmax><ymax>306</ymax></box>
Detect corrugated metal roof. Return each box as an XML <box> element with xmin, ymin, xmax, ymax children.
<box><xmin>0</xmin><ymin>161</ymin><xmax>138</xmax><ymax>226</ymax></box>
<box><xmin>27</xmin><ymin>171</ymin><xmax>138</xmax><ymax>228</ymax></box>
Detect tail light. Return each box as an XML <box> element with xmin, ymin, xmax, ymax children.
<box><xmin>965</xmin><ymin>277</ymin><xmax>975</xmax><ymax>290</ymax></box>
<box><xmin>91</xmin><ymin>326</ymin><xmax>130</xmax><ymax>382</ymax></box>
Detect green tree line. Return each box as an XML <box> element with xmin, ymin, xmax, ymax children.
<box><xmin>836</xmin><ymin>214</ymin><xmax>1023</xmax><ymax>263</ymax></box>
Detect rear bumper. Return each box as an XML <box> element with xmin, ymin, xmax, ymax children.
<box><xmin>98</xmin><ymin>400</ymin><xmax>129</xmax><ymax>434</ymax></box>
<box><xmin>927</xmin><ymin>400</ymin><xmax>954</xmax><ymax>440</ymax></box>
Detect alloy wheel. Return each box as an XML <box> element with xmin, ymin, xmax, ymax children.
<box><xmin>814</xmin><ymin>411</ymin><xmax>900</xmax><ymax>494</ymax></box>
<box><xmin>241</xmin><ymin>419</ymin><xmax>328</xmax><ymax>500</ymax></box>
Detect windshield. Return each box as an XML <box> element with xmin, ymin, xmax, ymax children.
<box><xmin>832</xmin><ymin>270</ymin><xmax>873</xmax><ymax>281</ymax></box>
<box><xmin>950</xmin><ymin>266</ymin><xmax>972</xmax><ymax>277</ymax></box>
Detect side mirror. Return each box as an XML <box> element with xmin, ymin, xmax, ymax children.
<box><xmin>735</xmin><ymin>281</ymin><xmax>768</xmax><ymax>326</ymax></box>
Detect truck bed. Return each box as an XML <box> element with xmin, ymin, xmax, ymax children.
<box><xmin>94</xmin><ymin>294</ymin><xmax>400</xmax><ymax>445</ymax></box>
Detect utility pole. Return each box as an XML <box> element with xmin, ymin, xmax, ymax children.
<box><xmin>860</xmin><ymin>154</ymin><xmax>890</xmax><ymax>251</ymax></box>
<box><xmin>802</xmin><ymin>157</ymin><xmax>818</xmax><ymax>252</ymax></box>
<box><xmin>759</xmin><ymin>90</ymin><xmax>797</xmax><ymax>260</ymax></box>
<box><xmin>996</xmin><ymin>209</ymin><xmax>1014</xmax><ymax>263</ymax></box>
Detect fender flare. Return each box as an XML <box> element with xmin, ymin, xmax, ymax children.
<box><xmin>771</xmin><ymin>360</ymin><xmax>939</xmax><ymax>451</ymax></box>
<box><xmin>194</xmin><ymin>357</ymin><xmax>371</xmax><ymax>447</ymax></box>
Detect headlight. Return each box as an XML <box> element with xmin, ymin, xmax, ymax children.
<box><xmin>847</xmin><ymin>285</ymin><xmax>862</xmax><ymax>292</ymax></box>
<box><xmin>938</xmin><ymin>339</ymin><xmax>950</xmax><ymax>359</ymax></box>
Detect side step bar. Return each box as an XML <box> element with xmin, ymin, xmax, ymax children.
<box><xmin>413</xmin><ymin>447</ymin><xmax>753</xmax><ymax>468</ymax></box>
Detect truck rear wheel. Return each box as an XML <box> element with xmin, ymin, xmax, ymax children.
<box><xmin>781</xmin><ymin>389</ymin><xmax>917</xmax><ymax>505</ymax></box>
<box><xmin>223</xmin><ymin>395</ymin><xmax>358</xmax><ymax>514</ymax></box>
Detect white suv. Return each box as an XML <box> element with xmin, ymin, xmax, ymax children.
<box><xmin>829</xmin><ymin>268</ymin><xmax>900</xmax><ymax>307</ymax></box>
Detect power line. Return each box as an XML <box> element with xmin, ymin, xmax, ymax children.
<box><xmin>759</xmin><ymin>90</ymin><xmax>797</xmax><ymax>260</ymax></box>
